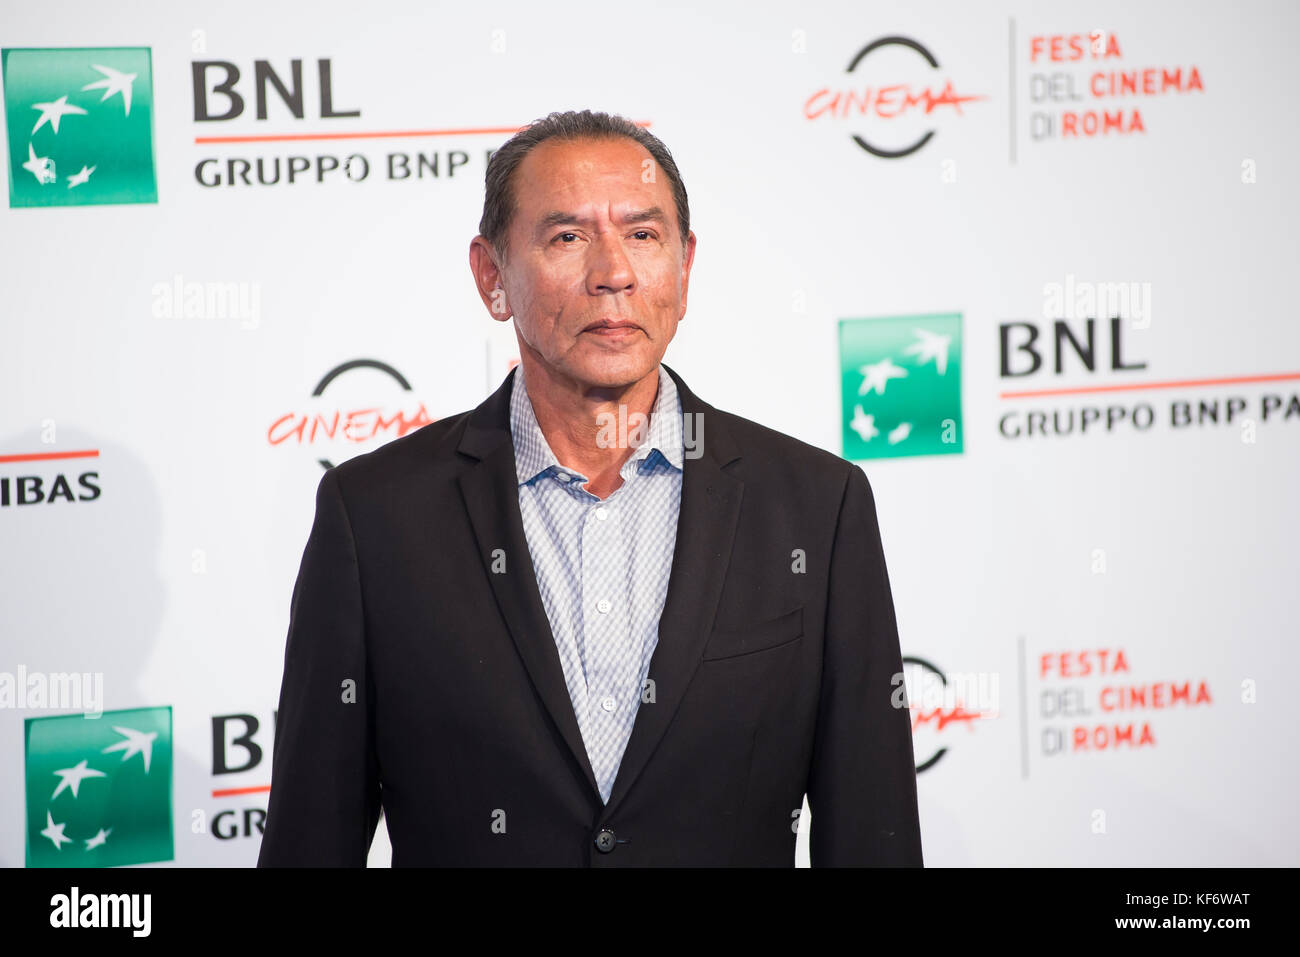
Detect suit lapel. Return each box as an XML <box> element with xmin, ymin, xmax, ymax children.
<box><xmin>603</xmin><ymin>364</ymin><xmax>743</xmax><ymax>814</ymax></box>
<box><xmin>456</xmin><ymin>369</ymin><xmax>602</xmax><ymax>800</ymax></box>
<box><xmin>455</xmin><ymin>363</ymin><xmax>744</xmax><ymax>813</ymax></box>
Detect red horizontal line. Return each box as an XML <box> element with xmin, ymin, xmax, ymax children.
<box><xmin>0</xmin><ymin>449</ymin><xmax>99</xmax><ymax>464</ymax></box>
<box><xmin>1000</xmin><ymin>371</ymin><xmax>1300</xmax><ymax>399</ymax></box>
<box><xmin>212</xmin><ymin>785</ymin><xmax>271</xmax><ymax>798</ymax></box>
<box><xmin>194</xmin><ymin>120</ymin><xmax>652</xmax><ymax>145</ymax></box>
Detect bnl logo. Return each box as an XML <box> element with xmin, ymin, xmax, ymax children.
<box><xmin>3</xmin><ymin>47</ymin><xmax>157</xmax><ymax>208</ymax></box>
<box><xmin>839</xmin><ymin>313</ymin><xmax>963</xmax><ymax>460</ymax></box>
<box><xmin>25</xmin><ymin>706</ymin><xmax>173</xmax><ymax>867</ymax></box>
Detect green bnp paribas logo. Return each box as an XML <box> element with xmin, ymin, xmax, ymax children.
<box><xmin>839</xmin><ymin>313</ymin><xmax>963</xmax><ymax>460</ymax></box>
<box><xmin>25</xmin><ymin>706</ymin><xmax>173</xmax><ymax>867</ymax></box>
<box><xmin>3</xmin><ymin>47</ymin><xmax>157</xmax><ymax>208</ymax></box>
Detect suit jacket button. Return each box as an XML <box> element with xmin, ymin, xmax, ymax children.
<box><xmin>594</xmin><ymin>829</ymin><xmax>617</xmax><ymax>853</ymax></box>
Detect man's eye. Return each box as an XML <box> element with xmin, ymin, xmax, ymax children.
<box><xmin>556</xmin><ymin>232</ymin><xmax>578</xmax><ymax>243</ymax></box>
<box><xmin>632</xmin><ymin>230</ymin><xmax>652</xmax><ymax>240</ymax></box>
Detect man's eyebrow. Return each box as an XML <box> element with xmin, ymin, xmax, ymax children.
<box><xmin>535</xmin><ymin>207</ymin><xmax>669</xmax><ymax>233</ymax></box>
<box><xmin>619</xmin><ymin>206</ymin><xmax>668</xmax><ymax>225</ymax></box>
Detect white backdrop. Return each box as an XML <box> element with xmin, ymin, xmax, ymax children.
<box><xmin>2</xmin><ymin>0</ymin><xmax>1297</xmax><ymax>867</ymax></box>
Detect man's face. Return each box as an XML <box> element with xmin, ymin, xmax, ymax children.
<box><xmin>474</xmin><ymin>136</ymin><xmax>696</xmax><ymax>392</ymax></box>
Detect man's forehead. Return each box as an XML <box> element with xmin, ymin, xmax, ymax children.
<box><xmin>515</xmin><ymin>137</ymin><xmax>660</xmax><ymax>204</ymax></box>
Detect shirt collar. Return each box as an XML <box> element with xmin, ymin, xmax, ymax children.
<box><xmin>510</xmin><ymin>361</ymin><xmax>684</xmax><ymax>487</ymax></box>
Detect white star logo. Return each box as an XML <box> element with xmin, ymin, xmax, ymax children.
<box><xmin>30</xmin><ymin>94</ymin><xmax>87</xmax><ymax>136</ymax></box>
<box><xmin>887</xmin><ymin>422</ymin><xmax>913</xmax><ymax>445</ymax></box>
<box><xmin>857</xmin><ymin>357</ymin><xmax>908</xmax><ymax>396</ymax></box>
<box><xmin>67</xmin><ymin>164</ymin><xmax>96</xmax><ymax>188</ymax></box>
<box><xmin>50</xmin><ymin>758</ymin><xmax>107</xmax><ymax>800</ymax></box>
<box><xmin>21</xmin><ymin>143</ymin><xmax>56</xmax><ymax>184</ymax></box>
<box><xmin>902</xmin><ymin>328</ymin><xmax>952</xmax><ymax>376</ymax></box>
<box><xmin>41</xmin><ymin>811</ymin><xmax>72</xmax><ymax>850</ymax></box>
<box><xmin>84</xmin><ymin>827</ymin><xmax>113</xmax><ymax>850</ymax></box>
<box><xmin>102</xmin><ymin>725</ymin><xmax>157</xmax><ymax>773</ymax></box>
<box><xmin>81</xmin><ymin>64</ymin><xmax>136</xmax><ymax>116</ymax></box>
<box><xmin>849</xmin><ymin>405</ymin><xmax>879</xmax><ymax>442</ymax></box>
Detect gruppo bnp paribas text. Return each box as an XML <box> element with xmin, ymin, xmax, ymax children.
<box><xmin>191</xmin><ymin>57</ymin><xmax>499</xmax><ymax>188</ymax></box>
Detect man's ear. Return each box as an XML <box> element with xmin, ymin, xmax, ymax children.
<box><xmin>469</xmin><ymin>236</ymin><xmax>511</xmax><ymax>321</ymax></box>
<box><xmin>678</xmin><ymin>230</ymin><xmax>697</xmax><ymax>320</ymax></box>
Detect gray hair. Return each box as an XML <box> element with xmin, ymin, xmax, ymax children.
<box><xmin>478</xmin><ymin>109</ymin><xmax>691</xmax><ymax>263</ymax></box>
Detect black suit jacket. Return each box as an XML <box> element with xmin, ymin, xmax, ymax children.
<box><xmin>257</xmin><ymin>363</ymin><xmax>922</xmax><ymax>866</ymax></box>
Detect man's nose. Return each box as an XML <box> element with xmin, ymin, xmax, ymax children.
<box><xmin>586</xmin><ymin>231</ymin><xmax>635</xmax><ymax>295</ymax></box>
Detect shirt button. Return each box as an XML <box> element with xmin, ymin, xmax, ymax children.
<box><xmin>600</xmin><ymin>695</ymin><xmax>616</xmax><ymax>712</ymax></box>
<box><xmin>594</xmin><ymin>828</ymin><xmax>617</xmax><ymax>853</ymax></box>
<box><xmin>555</xmin><ymin>472</ymin><xmax>571</xmax><ymax>483</ymax></box>
<box><xmin>594</xmin><ymin>506</ymin><xmax>608</xmax><ymax>521</ymax></box>
<box><xmin>596</xmin><ymin>598</ymin><xmax>611</xmax><ymax>614</ymax></box>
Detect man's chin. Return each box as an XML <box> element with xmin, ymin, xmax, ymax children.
<box><xmin>569</xmin><ymin>353</ymin><xmax>659</xmax><ymax>391</ymax></box>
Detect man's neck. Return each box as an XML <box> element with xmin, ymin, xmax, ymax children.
<box><xmin>518</xmin><ymin>358</ymin><xmax>660</xmax><ymax>500</ymax></box>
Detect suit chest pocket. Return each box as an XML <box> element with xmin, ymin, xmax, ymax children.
<box><xmin>702</xmin><ymin>606</ymin><xmax>803</xmax><ymax>661</ymax></box>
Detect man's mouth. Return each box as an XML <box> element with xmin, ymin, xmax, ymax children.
<box><xmin>582</xmin><ymin>319</ymin><xmax>641</xmax><ymax>336</ymax></box>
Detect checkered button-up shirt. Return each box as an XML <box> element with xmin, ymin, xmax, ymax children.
<box><xmin>509</xmin><ymin>362</ymin><xmax>684</xmax><ymax>804</ymax></box>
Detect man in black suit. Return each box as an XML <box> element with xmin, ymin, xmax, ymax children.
<box><xmin>257</xmin><ymin>110</ymin><xmax>922</xmax><ymax>866</ymax></box>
